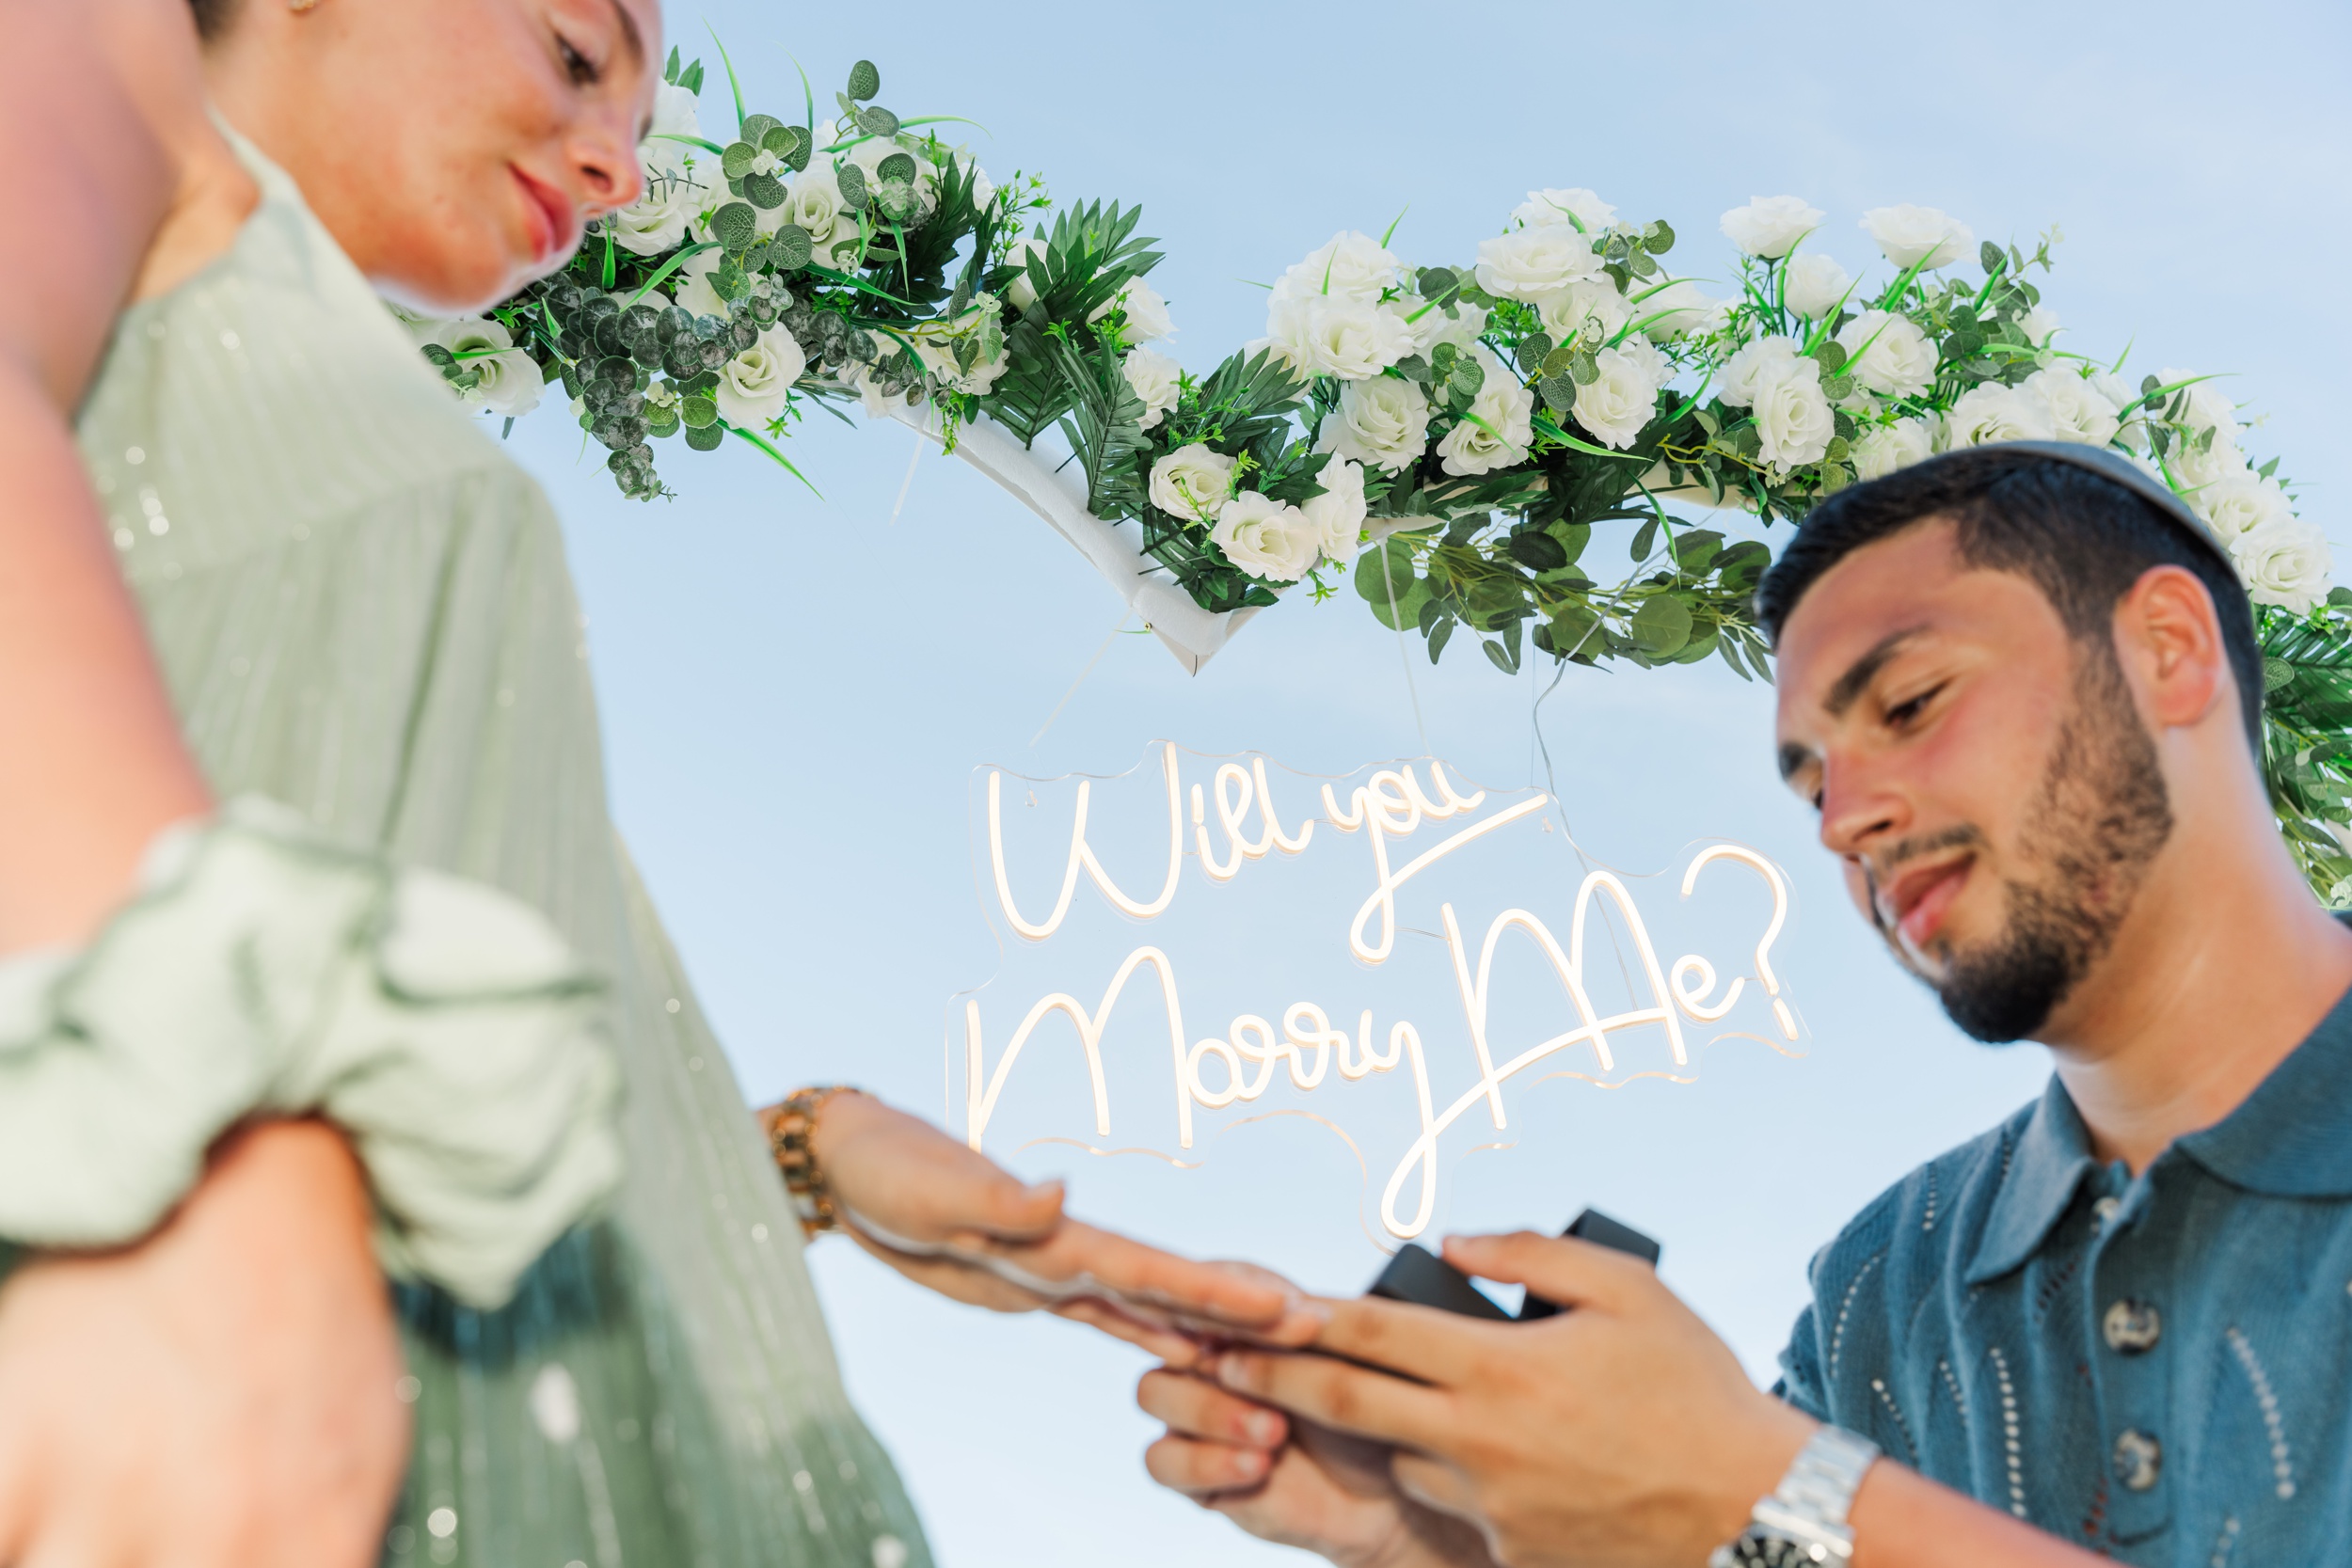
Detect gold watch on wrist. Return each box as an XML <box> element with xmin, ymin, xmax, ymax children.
<box><xmin>758</xmin><ymin>1085</ymin><xmax>859</xmax><ymax>1238</ymax></box>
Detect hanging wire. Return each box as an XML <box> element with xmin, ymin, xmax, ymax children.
<box><xmin>1029</xmin><ymin>611</ymin><xmax>1133</xmax><ymax>747</ymax></box>
<box><xmin>1378</xmin><ymin>541</ymin><xmax>1433</xmax><ymax>758</ymax></box>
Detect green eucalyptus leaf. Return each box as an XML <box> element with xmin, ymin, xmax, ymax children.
<box><xmin>1630</xmin><ymin>516</ymin><xmax>1660</xmax><ymax>561</ymax></box>
<box><xmin>857</xmin><ymin>104</ymin><xmax>901</xmax><ymax>138</ymax></box>
<box><xmin>1979</xmin><ymin>239</ymin><xmax>2006</xmax><ymax>276</ymax></box>
<box><xmin>834</xmin><ymin>162</ymin><xmax>869</xmax><ymax>209</ymax></box>
<box><xmin>847</xmin><ymin>59</ymin><xmax>881</xmax><ymax>101</ymax></box>
<box><xmin>721</xmin><ymin>141</ymin><xmax>757</xmax><ymax>179</ymax></box>
<box><xmin>1507</xmin><ymin>531</ymin><xmax>1568</xmax><ymax>571</ymax></box>
<box><xmin>739</xmin><ymin>113</ymin><xmax>782</xmax><ymax>144</ymax></box>
<box><xmin>1569</xmin><ymin>353</ymin><xmax>1599</xmax><ymax>386</ymax></box>
<box><xmin>876</xmin><ymin>150</ymin><xmax>916</xmax><ymax>184</ymax></box>
<box><xmin>742</xmin><ymin>171</ymin><xmax>786</xmax><ymax>209</ymax></box>
<box><xmin>768</xmin><ymin>224</ymin><xmax>813</xmax><ymax>270</ymax></box>
<box><xmin>681</xmin><ymin>393</ymin><xmax>719</xmax><ymax>428</ymax></box>
<box><xmin>710</xmin><ymin>200</ymin><xmax>759</xmax><ymax>252</ymax></box>
<box><xmin>1548</xmin><ymin>598</ymin><xmax>1600</xmax><ymax>658</ymax></box>
<box><xmin>1645</xmin><ymin>219</ymin><xmax>1676</xmax><ymax>254</ymax></box>
<box><xmin>1538</xmin><ymin>374</ymin><xmax>1576</xmax><ymax>412</ymax></box>
<box><xmin>1629</xmin><ymin>594</ymin><xmax>1692</xmax><ymax>654</ymax></box>
<box><xmin>684</xmin><ymin>420</ymin><xmax>725</xmax><ymax>451</ymax></box>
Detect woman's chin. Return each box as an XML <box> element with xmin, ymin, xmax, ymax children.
<box><xmin>371</xmin><ymin>247</ymin><xmax>538</xmax><ymax>318</ymax></box>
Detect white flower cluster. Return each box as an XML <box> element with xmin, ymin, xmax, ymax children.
<box><xmin>1141</xmin><ymin>443</ymin><xmax>1366</xmax><ymax>584</ymax></box>
<box><xmin>403</xmin><ymin>313</ymin><xmax>546</xmax><ymax>418</ymax></box>
<box><xmin>1712</xmin><ymin>195</ymin><xmax>2332</xmax><ymax>613</ymax></box>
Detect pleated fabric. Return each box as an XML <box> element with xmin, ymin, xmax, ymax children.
<box><xmin>71</xmin><ymin>143</ymin><xmax>931</xmax><ymax>1568</ymax></box>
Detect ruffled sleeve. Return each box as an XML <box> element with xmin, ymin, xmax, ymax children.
<box><xmin>0</xmin><ymin>796</ymin><xmax>620</xmax><ymax>1309</ymax></box>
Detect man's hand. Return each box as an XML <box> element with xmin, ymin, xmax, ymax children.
<box><xmin>0</xmin><ymin>1120</ymin><xmax>409</xmax><ymax>1568</ymax></box>
<box><xmin>810</xmin><ymin>1091</ymin><xmax>1318</xmax><ymax>1360</ymax></box>
<box><xmin>1208</xmin><ymin>1230</ymin><xmax>1811</xmax><ymax>1568</ymax></box>
<box><xmin>1137</xmin><ymin>1368</ymin><xmax>1495</xmax><ymax>1568</ymax></box>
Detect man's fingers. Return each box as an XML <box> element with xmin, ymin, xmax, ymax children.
<box><xmin>1439</xmin><ymin>1230</ymin><xmax>1656</xmax><ymax>1313</ymax></box>
<box><xmin>1136</xmin><ymin>1368</ymin><xmax>1287</xmax><ymax>1448</ymax></box>
<box><xmin>1214</xmin><ymin>1347</ymin><xmax>1454</xmax><ymax>1449</ymax></box>
<box><xmin>1142</xmin><ymin>1432</ymin><xmax>1272</xmax><ymax>1498</ymax></box>
<box><xmin>1301</xmin><ymin>1293</ymin><xmax>1497</xmax><ymax>1387</ymax></box>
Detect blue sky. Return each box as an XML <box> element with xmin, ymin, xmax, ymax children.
<box><xmin>508</xmin><ymin>2</ymin><xmax>2351</xmax><ymax>1561</ymax></box>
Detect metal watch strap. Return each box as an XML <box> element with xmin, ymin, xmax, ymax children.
<box><xmin>1709</xmin><ymin>1424</ymin><xmax>1881</xmax><ymax>1566</ymax></box>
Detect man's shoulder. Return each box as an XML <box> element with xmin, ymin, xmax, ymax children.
<box><xmin>1805</xmin><ymin>1093</ymin><xmax>2043</xmax><ymax>1302</ymax></box>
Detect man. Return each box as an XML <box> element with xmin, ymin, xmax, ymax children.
<box><xmin>1139</xmin><ymin>442</ymin><xmax>2352</xmax><ymax>1566</ymax></box>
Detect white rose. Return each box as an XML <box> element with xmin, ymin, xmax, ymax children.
<box><xmin>648</xmin><ymin>81</ymin><xmax>701</xmax><ymax>143</ymax></box>
<box><xmin>1511</xmin><ymin>188</ymin><xmax>1615</xmax><ymax>232</ymax></box>
<box><xmin>1211</xmin><ymin>491</ymin><xmax>1321</xmax><ymax>582</ymax></box>
<box><xmin>1945</xmin><ymin>383</ymin><xmax>2058</xmax><ymax>447</ymax></box>
<box><xmin>1784</xmin><ymin>252</ymin><xmax>1854</xmax><ymax>320</ymax></box>
<box><xmin>2170</xmin><ymin>433</ymin><xmax>2248</xmax><ymax>497</ymax></box>
<box><xmin>1300</xmin><ymin>458</ymin><xmax>1370</xmax><ymax>566</ymax></box>
<box><xmin>1434</xmin><ymin>348</ymin><xmax>1534</xmax><ymax>476</ymax></box>
<box><xmin>2022</xmin><ymin>367</ymin><xmax>2122</xmax><ymax>448</ymax></box>
<box><xmin>2153</xmin><ymin>367</ymin><xmax>2237</xmax><ymax>437</ymax></box>
<box><xmin>418</xmin><ymin>317</ymin><xmax>545</xmax><ymax>418</ymax></box>
<box><xmin>1536</xmin><ymin>278</ymin><xmax>1631</xmax><ymax>345</ymax></box>
<box><xmin>2017</xmin><ymin>305</ymin><xmax>2060</xmax><ymax>346</ymax></box>
<box><xmin>1751</xmin><ymin>358</ymin><xmax>1835</xmax><ymax>471</ymax></box>
<box><xmin>1414</xmin><ymin>301</ymin><xmax>1489</xmax><ymax>353</ymax></box>
<box><xmin>2090</xmin><ymin>371</ymin><xmax>2150</xmax><ymax>451</ymax></box>
<box><xmin>1149</xmin><ymin>443</ymin><xmax>1237</xmax><ymax>521</ymax></box>
<box><xmin>1718</xmin><ymin>335</ymin><xmax>1806</xmax><ymax>408</ymax></box>
<box><xmin>1473</xmin><ymin>227</ymin><xmax>1603</xmax><ymax>299</ymax></box>
<box><xmin>1572</xmin><ymin>341</ymin><xmax>1667</xmax><ymax>451</ymax></box>
<box><xmin>613</xmin><ymin>158</ymin><xmax>707</xmax><ymax>256</ymax></box>
<box><xmin>1265</xmin><ymin>294</ymin><xmax>1412</xmax><ymax>381</ymax></box>
<box><xmin>2199</xmin><ymin>472</ymin><xmax>2295</xmax><ymax>540</ymax></box>
<box><xmin>1719</xmin><ymin>196</ymin><xmax>1824</xmax><ymax>260</ymax></box>
<box><xmin>1317</xmin><ymin>376</ymin><xmax>1431</xmax><ymax>472</ymax></box>
<box><xmin>1122</xmin><ymin>347</ymin><xmax>1183</xmax><ymax>431</ymax></box>
<box><xmin>1631</xmin><ymin>276</ymin><xmax>1725</xmax><ymax>341</ymax></box>
<box><xmin>1851</xmin><ymin>417</ymin><xmax>1939</xmax><ymax>480</ymax></box>
<box><xmin>712</xmin><ymin>325</ymin><xmax>806</xmax><ymax>428</ymax></box>
<box><xmin>1090</xmin><ymin>278</ymin><xmax>1173</xmax><ymax>345</ymax></box>
<box><xmin>1002</xmin><ymin>235</ymin><xmax>1047</xmax><ymax>309</ymax></box>
<box><xmin>670</xmin><ymin>247</ymin><xmax>728</xmax><ymax>318</ymax></box>
<box><xmin>2233</xmin><ymin>516</ymin><xmax>2333</xmax><ymax>614</ymax></box>
<box><xmin>1272</xmin><ymin>231</ymin><xmax>1404</xmax><ymax>306</ymax></box>
<box><xmin>1859</xmin><ymin>204</ymin><xmax>1974</xmax><ymax>270</ymax></box>
<box><xmin>1835</xmin><ymin>310</ymin><xmax>1937</xmax><ymax>400</ymax></box>
<box><xmin>778</xmin><ymin>166</ymin><xmax>850</xmax><ymax>254</ymax></box>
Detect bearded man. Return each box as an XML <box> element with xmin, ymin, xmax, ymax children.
<box><xmin>1138</xmin><ymin>443</ymin><xmax>2352</xmax><ymax>1567</ymax></box>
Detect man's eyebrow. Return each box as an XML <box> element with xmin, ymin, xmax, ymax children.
<box><xmin>1822</xmin><ymin>626</ymin><xmax>1926</xmax><ymax>719</ymax></box>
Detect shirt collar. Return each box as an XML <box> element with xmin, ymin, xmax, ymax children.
<box><xmin>1964</xmin><ymin>977</ymin><xmax>2352</xmax><ymax>1285</ymax></box>
<box><xmin>1965</xmin><ymin>1076</ymin><xmax>2098</xmax><ymax>1285</ymax></box>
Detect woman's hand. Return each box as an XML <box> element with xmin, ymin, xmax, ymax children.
<box><xmin>1137</xmin><ymin>1368</ymin><xmax>1495</xmax><ymax>1568</ymax></box>
<box><xmin>0</xmin><ymin>1119</ymin><xmax>410</xmax><ymax>1568</ymax></box>
<box><xmin>806</xmin><ymin>1091</ymin><xmax>1317</xmax><ymax>1360</ymax></box>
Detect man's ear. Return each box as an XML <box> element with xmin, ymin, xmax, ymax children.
<box><xmin>2114</xmin><ymin>564</ymin><xmax>2233</xmax><ymax>733</ymax></box>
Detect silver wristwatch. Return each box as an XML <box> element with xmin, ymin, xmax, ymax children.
<box><xmin>1708</xmin><ymin>1424</ymin><xmax>1881</xmax><ymax>1567</ymax></box>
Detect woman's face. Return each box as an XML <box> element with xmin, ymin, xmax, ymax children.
<box><xmin>211</xmin><ymin>0</ymin><xmax>663</xmax><ymax>312</ymax></box>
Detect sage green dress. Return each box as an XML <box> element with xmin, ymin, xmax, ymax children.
<box><xmin>72</xmin><ymin>144</ymin><xmax>930</xmax><ymax>1568</ymax></box>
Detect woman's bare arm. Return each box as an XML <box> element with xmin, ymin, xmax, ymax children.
<box><xmin>0</xmin><ymin>0</ymin><xmax>254</xmax><ymax>950</ymax></box>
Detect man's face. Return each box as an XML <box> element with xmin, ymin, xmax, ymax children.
<box><xmin>1772</xmin><ymin>519</ymin><xmax>2172</xmax><ymax>1040</ymax></box>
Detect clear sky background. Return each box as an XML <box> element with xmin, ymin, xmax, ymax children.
<box><xmin>503</xmin><ymin>2</ymin><xmax>2352</xmax><ymax>1561</ymax></box>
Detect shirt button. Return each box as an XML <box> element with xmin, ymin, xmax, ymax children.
<box><xmin>2113</xmin><ymin>1429</ymin><xmax>2163</xmax><ymax>1492</ymax></box>
<box><xmin>2092</xmin><ymin>1196</ymin><xmax>2122</xmax><ymax>1226</ymax></box>
<box><xmin>2103</xmin><ymin>1299</ymin><xmax>2162</xmax><ymax>1354</ymax></box>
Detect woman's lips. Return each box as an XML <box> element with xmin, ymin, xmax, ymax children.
<box><xmin>1883</xmin><ymin>857</ymin><xmax>1973</xmax><ymax>952</ymax></box>
<box><xmin>511</xmin><ymin>166</ymin><xmax>576</xmax><ymax>264</ymax></box>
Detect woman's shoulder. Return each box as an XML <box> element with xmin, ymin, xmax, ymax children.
<box><xmin>77</xmin><ymin>146</ymin><xmax>556</xmax><ymax>577</ymax></box>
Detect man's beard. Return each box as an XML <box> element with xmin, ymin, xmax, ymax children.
<box><xmin>1889</xmin><ymin>656</ymin><xmax>2174</xmax><ymax>1042</ymax></box>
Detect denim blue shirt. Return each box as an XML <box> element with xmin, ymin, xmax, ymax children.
<box><xmin>1777</xmin><ymin>982</ymin><xmax>2352</xmax><ymax>1563</ymax></box>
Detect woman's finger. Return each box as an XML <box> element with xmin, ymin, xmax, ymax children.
<box><xmin>1049</xmin><ymin>1298</ymin><xmax>1201</xmax><ymax>1365</ymax></box>
<box><xmin>1136</xmin><ymin>1368</ymin><xmax>1287</xmax><ymax>1448</ymax></box>
<box><xmin>1142</xmin><ymin>1432</ymin><xmax>1272</xmax><ymax>1498</ymax></box>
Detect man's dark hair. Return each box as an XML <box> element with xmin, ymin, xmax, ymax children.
<box><xmin>1755</xmin><ymin>446</ymin><xmax>2264</xmax><ymax>751</ymax></box>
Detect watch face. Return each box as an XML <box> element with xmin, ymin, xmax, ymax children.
<box><xmin>1724</xmin><ymin>1532</ymin><xmax>1822</xmax><ymax>1568</ymax></box>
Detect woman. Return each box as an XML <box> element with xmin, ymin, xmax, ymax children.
<box><xmin>0</xmin><ymin>1</ymin><xmax>1291</xmax><ymax>1563</ymax></box>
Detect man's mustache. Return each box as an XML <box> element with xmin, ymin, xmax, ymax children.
<box><xmin>1860</xmin><ymin>823</ymin><xmax>1988</xmax><ymax>939</ymax></box>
